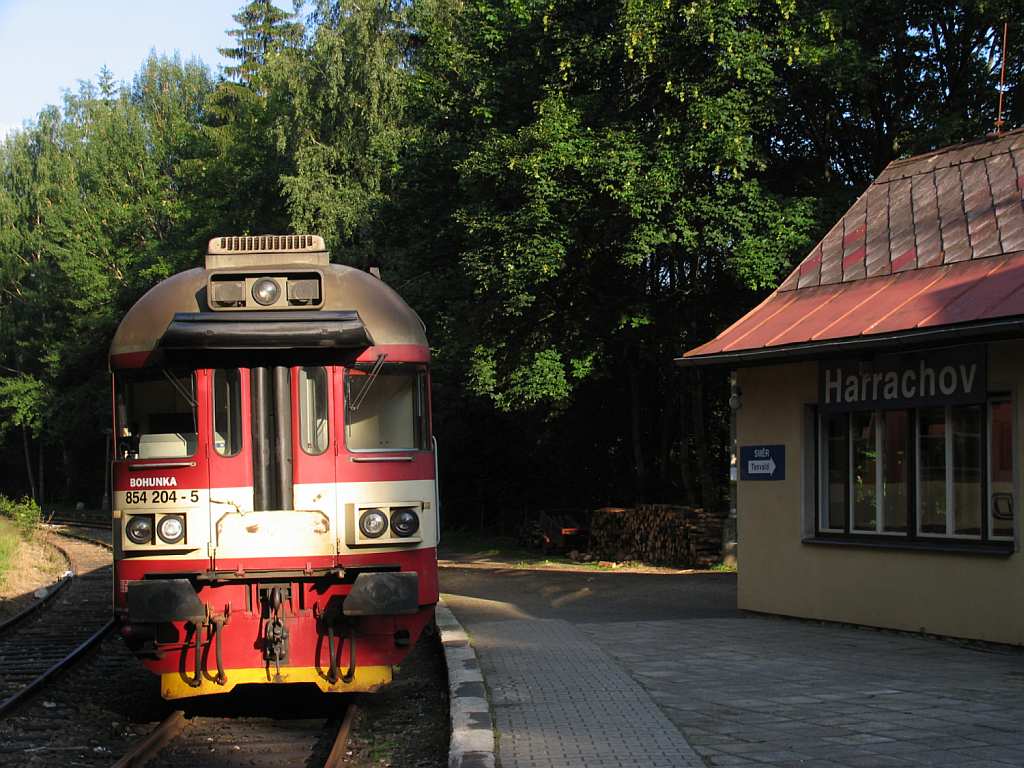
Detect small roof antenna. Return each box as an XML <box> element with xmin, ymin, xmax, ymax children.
<box><xmin>995</xmin><ymin>21</ymin><xmax>1009</xmax><ymax>135</ymax></box>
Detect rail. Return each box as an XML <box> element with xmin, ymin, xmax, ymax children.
<box><xmin>0</xmin><ymin>618</ymin><xmax>115</xmax><ymax>717</ymax></box>
<box><xmin>111</xmin><ymin>703</ymin><xmax>359</xmax><ymax>767</ymax></box>
<box><xmin>0</xmin><ymin>531</ymin><xmax>115</xmax><ymax>717</ymax></box>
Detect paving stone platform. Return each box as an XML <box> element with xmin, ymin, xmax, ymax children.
<box><xmin>584</xmin><ymin>617</ymin><xmax>1024</xmax><ymax>768</ymax></box>
<box><xmin>442</xmin><ymin>567</ymin><xmax>1024</xmax><ymax>768</ymax></box>
<box><xmin>467</xmin><ymin>618</ymin><xmax>703</xmax><ymax>768</ymax></box>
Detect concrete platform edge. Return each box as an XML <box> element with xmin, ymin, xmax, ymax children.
<box><xmin>437</xmin><ymin>598</ymin><xmax>496</xmax><ymax>768</ymax></box>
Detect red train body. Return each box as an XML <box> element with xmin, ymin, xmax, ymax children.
<box><xmin>108</xmin><ymin>235</ymin><xmax>439</xmax><ymax>699</ymax></box>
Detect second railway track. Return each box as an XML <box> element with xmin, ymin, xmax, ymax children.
<box><xmin>0</xmin><ymin>531</ymin><xmax>114</xmax><ymax>715</ymax></box>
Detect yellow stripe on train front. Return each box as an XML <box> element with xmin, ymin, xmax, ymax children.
<box><xmin>160</xmin><ymin>665</ymin><xmax>393</xmax><ymax>699</ymax></box>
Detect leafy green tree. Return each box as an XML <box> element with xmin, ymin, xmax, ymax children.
<box><xmin>206</xmin><ymin>2</ymin><xmax>304</xmax><ymax>234</ymax></box>
<box><xmin>390</xmin><ymin>0</ymin><xmax>817</xmax><ymax>507</ymax></box>
<box><xmin>0</xmin><ymin>56</ymin><xmax>216</xmax><ymax>503</ymax></box>
<box><xmin>768</xmin><ymin>0</ymin><xmax>1024</xmax><ymax>199</ymax></box>
<box><xmin>274</xmin><ymin>0</ymin><xmax>409</xmax><ymax>262</ymax></box>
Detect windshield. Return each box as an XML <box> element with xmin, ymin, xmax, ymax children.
<box><xmin>345</xmin><ymin>364</ymin><xmax>428</xmax><ymax>451</ymax></box>
<box><xmin>115</xmin><ymin>369</ymin><xmax>198</xmax><ymax>460</ymax></box>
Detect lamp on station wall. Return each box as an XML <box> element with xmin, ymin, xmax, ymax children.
<box><xmin>728</xmin><ymin>380</ymin><xmax>743</xmax><ymax>412</ymax></box>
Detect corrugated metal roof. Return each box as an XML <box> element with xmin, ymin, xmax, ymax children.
<box><xmin>681</xmin><ymin>127</ymin><xmax>1024</xmax><ymax>365</ymax></box>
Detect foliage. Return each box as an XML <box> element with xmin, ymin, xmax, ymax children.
<box><xmin>276</xmin><ymin>0</ymin><xmax>409</xmax><ymax>262</ymax></box>
<box><xmin>219</xmin><ymin>0</ymin><xmax>305</xmax><ymax>88</ymax></box>
<box><xmin>0</xmin><ymin>0</ymin><xmax>1020</xmax><ymax>524</ymax></box>
<box><xmin>0</xmin><ymin>495</ymin><xmax>41</xmax><ymax>538</ymax></box>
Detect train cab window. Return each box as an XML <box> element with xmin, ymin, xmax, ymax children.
<box><xmin>345</xmin><ymin>364</ymin><xmax>428</xmax><ymax>451</ymax></box>
<box><xmin>213</xmin><ymin>369</ymin><xmax>243</xmax><ymax>457</ymax></box>
<box><xmin>115</xmin><ymin>369</ymin><xmax>197</xmax><ymax>460</ymax></box>
<box><xmin>298</xmin><ymin>366</ymin><xmax>329</xmax><ymax>455</ymax></box>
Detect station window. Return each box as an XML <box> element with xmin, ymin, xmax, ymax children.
<box><xmin>115</xmin><ymin>369</ymin><xmax>197</xmax><ymax>460</ymax></box>
<box><xmin>818</xmin><ymin>400</ymin><xmax>1014</xmax><ymax>543</ymax></box>
<box><xmin>345</xmin><ymin>364</ymin><xmax>428</xmax><ymax>451</ymax></box>
<box><xmin>298</xmin><ymin>366</ymin><xmax>329</xmax><ymax>455</ymax></box>
<box><xmin>213</xmin><ymin>369</ymin><xmax>242</xmax><ymax>457</ymax></box>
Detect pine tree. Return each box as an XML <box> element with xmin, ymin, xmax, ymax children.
<box><xmin>219</xmin><ymin>0</ymin><xmax>304</xmax><ymax>88</ymax></box>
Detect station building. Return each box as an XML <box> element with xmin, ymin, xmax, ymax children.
<box><xmin>679</xmin><ymin>127</ymin><xmax>1024</xmax><ymax>645</ymax></box>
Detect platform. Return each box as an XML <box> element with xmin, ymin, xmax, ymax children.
<box><xmin>441</xmin><ymin>564</ymin><xmax>1024</xmax><ymax>768</ymax></box>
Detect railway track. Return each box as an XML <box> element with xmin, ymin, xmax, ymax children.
<box><xmin>0</xmin><ymin>532</ymin><xmax>114</xmax><ymax>716</ymax></box>
<box><xmin>114</xmin><ymin>700</ymin><xmax>358</xmax><ymax>768</ymax></box>
<box><xmin>43</xmin><ymin>516</ymin><xmax>111</xmax><ymax>531</ymax></box>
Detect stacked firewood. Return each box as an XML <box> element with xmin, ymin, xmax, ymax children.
<box><xmin>590</xmin><ymin>505</ymin><xmax>723</xmax><ymax>567</ymax></box>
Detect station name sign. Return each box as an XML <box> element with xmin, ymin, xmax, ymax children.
<box><xmin>819</xmin><ymin>347</ymin><xmax>986</xmax><ymax>412</ymax></box>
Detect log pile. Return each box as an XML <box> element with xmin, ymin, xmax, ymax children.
<box><xmin>590</xmin><ymin>504</ymin><xmax>724</xmax><ymax>567</ymax></box>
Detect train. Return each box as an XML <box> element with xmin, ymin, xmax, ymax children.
<box><xmin>108</xmin><ymin>235</ymin><xmax>439</xmax><ymax>699</ymax></box>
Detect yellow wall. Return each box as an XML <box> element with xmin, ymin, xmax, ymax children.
<box><xmin>735</xmin><ymin>341</ymin><xmax>1023</xmax><ymax>646</ymax></box>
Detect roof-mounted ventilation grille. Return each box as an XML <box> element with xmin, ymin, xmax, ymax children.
<box><xmin>205</xmin><ymin>234</ymin><xmax>329</xmax><ymax>269</ymax></box>
<box><xmin>210</xmin><ymin>234</ymin><xmax>325</xmax><ymax>254</ymax></box>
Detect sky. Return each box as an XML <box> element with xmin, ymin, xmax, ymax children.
<box><xmin>0</xmin><ymin>0</ymin><xmax>245</xmax><ymax>138</ymax></box>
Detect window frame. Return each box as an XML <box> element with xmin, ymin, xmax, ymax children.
<box><xmin>211</xmin><ymin>368</ymin><xmax>243</xmax><ymax>458</ymax></box>
<box><xmin>343</xmin><ymin>363</ymin><xmax>430</xmax><ymax>453</ymax></box>
<box><xmin>115</xmin><ymin>368</ymin><xmax>199</xmax><ymax>461</ymax></box>
<box><xmin>298</xmin><ymin>365</ymin><xmax>330</xmax><ymax>456</ymax></box>
<box><xmin>915</xmin><ymin>404</ymin><xmax>986</xmax><ymax>540</ymax></box>
<box><xmin>815</xmin><ymin>397</ymin><xmax>1013</xmax><ymax>548</ymax></box>
<box><xmin>987</xmin><ymin>396</ymin><xmax>1015</xmax><ymax>542</ymax></box>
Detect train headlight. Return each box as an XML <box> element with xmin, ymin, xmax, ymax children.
<box><xmin>390</xmin><ymin>508</ymin><xmax>420</xmax><ymax>537</ymax></box>
<box><xmin>156</xmin><ymin>514</ymin><xmax>185</xmax><ymax>544</ymax></box>
<box><xmin>126</xmin><ymin>515</ymin><xmax>154</xmax><ymax>545</ymax></box>
<box><xmin>359</xmin><ymin>508</ymin><xmax>388</xmax><ymax>538</ymax></box>
<box><xmin>251</xmin><ymin>277</ymin><xmax>281</xmax><ymax>306</ymax></box>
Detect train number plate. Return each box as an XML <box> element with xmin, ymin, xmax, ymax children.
<box><xmin>123</xmin><ymin>489</ymin><xmax>200</xmax><ymax>506</ymax></box>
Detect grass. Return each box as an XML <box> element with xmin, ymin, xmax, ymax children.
<box><xmin>367</xmin><ymin>736</ymin><xmax>398</xmax><ymax>761</ymax></box>
<box><xmin>0</xmin><ymin>518</ymin><xmax>66</xmax><ymax>619</ymax></box>
<box><xmin>0</xmin><ymin>518</ymin><xmax>19</xmax><ymax>589</ymax></box>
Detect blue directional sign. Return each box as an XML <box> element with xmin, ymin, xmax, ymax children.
<box><xmin>739</xmin><ymin>445</ymin><xmax>785</xmax><ymax>481</ymax></box>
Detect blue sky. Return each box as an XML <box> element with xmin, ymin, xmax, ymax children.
<box><xmin>0</xmin><ymin>0</ymin><xmax>246</xmax><ymax>137</ymax></box>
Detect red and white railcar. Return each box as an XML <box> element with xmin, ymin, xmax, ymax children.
<box><xmin>109</xmin><ymin>235</ymin><xmax>438</xmax><ymax>699</ymax></box>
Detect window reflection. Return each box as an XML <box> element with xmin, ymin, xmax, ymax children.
<box><xmin>918</xmin><ymin>408</ymin><xmax>947</xmax><ymax>535</ymax></box>
<box><xmin>821</xmin><ymin>401</ymin><xmax>1013</xmax><ymax>542</ymax></box>
<box><xmin>852</xmin><ymin>411</ymin><xmax>877</xmax><ymax>532</ymax></box>
<box><xmin>990</xmin><ymin>400</ymin><xmax>1014</xmax><ymax>539</ymax></box>
<box><xmin>881</xmin><ymin>410</ymin><xmax>908</xmax><ymax>533</ymax></box>
<box><xmin>824</xmin><ymin>413</ymin><xmax>849</xmax><ymax>531</ymax></box>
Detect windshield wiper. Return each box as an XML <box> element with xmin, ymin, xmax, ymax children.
<box><xmin>348</xmin><ymin>354</ymin><xmax>387</xmax><ymax>412</ymax></box>
<box><xmin>162</xmin><ymin>368</ymin><xmax>197</xmax><ymax>409</ymax></box>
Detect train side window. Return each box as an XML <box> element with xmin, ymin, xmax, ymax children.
<box><xmin>213</xmin><ymin>369</ymin><xmax>243</xmax><ymax>457</ymax></box>
<box><xmin>115</xmin><ymin>369</ymin><xmax>197</xmax><ymax>460</ymax></box>
<box><xmin>299</xmin><ymin>366</ymin><xmax>329</xmax><ymax>455</ymax></box>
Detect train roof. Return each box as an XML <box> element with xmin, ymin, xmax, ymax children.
<box><xmin>110</xmin><ymin>236</ymin><xmax>428</xmax><ymax>369</ymax></box>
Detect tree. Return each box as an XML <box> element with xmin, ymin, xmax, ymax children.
<box><xmin>766</xmin><ymin>0</ymin><xmax>1024</xmax><ymax>200</ymax></box>
<box><xmin>205</xmin><ymin>3</ymin><xmax>305</xmax><ymax>235</ymax></box>
<box><xmin>387</xmin><ymin>0</ymin><xmax>817</xmax><ymax>510</ymax></box>
<box><xmin>0</xmin><ymin>56</ymin><xmax>216</xmax><ymax>503</ymax></box>
<box><xmin>219</xmin><ymin>0</ymin><xmax>305</xmax><ymax>89</ymax></box>
<box><xmin>275</xmin><ymin>0</ymin><xmax>409</xmax><ymax>262</ymax></box>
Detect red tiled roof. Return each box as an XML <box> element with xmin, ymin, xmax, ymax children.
<box><xmin>681</xmin><ymin>128</ymin><xmax>1024</xmax><ymax>366</ymax></box>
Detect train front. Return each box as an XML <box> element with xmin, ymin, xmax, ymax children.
<box><xmin>108</xmin><ymin>235</ymin><xmax>438</xmax><ymax>699</ymax></box>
